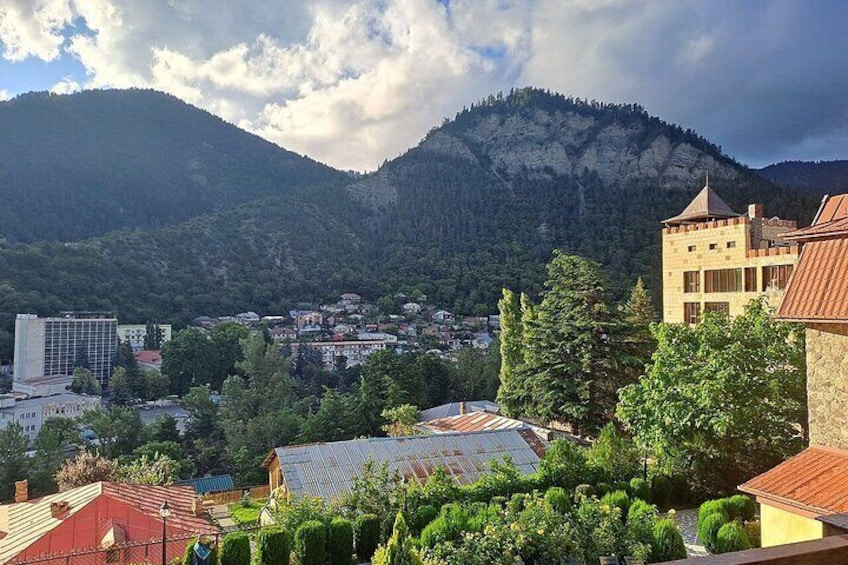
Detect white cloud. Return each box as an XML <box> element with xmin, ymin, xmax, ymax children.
<box><xmin>0</xmin><ymin>88</ymin><xmax>9</xmax><ymax>101</ymax></box>
<box><xmin>49</xmin><ymin>75</ymin><xmax>80</xmax><ymax>94</ymax></box>
<box><xmin>0</xmin><ymin>0</ymin><xmax>845</xmax><ymax>169</ymax></box>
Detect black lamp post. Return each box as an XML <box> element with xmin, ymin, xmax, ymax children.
<box><xmin>160</xmin><ymin>501</ymin><xmax>172</xmax><ymax>565</ymax></box>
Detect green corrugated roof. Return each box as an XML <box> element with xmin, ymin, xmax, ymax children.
<box><xmin>177</xmin><ymin>474</ymin><xmax>234</xmax><ymax>494</ymax></box>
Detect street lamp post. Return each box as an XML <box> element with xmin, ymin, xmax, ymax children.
<box><xmin>160</xmin><ymin>501</ymin><xmax>172</xmax><ymax>565</ymax></box>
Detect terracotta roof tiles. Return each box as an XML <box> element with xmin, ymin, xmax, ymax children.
<box><xmin>739</xmin><ymin>446</ymin><xmax>848</xmax><ymax>516</ymax></box>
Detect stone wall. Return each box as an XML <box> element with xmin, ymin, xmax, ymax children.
<box><xmin>806</xmin><ymin>323</ymin><xmax>848</xmax><ymax>450</ymax></box>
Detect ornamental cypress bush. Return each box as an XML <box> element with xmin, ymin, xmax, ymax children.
<box><xmin>600</xmin><ymin>489</ymin><xmax>631</xmax><ymax>519</ymax></box>
<box><xmin>699</xmin><ymin>512</ymin><xmax>730</xmax><ymax>554</ymax></box>
<box><xmin>715</xmin><ymin>521</ymin><xmax>752</xmax><ymax>553</ymax></box>
<box><xmin>727</xmin><ymin>495</ymin><xmax>757</xmax><ymax>522</ymax></box>
<box><xmin>183</xmin><ymin>539</ymin><xmax>218</xmax><ymax>565</ymax></box>
<box><xmin>629</xmin><ymin>478</ymin><xmax>650</xmax><ymax>502</ymax></box>
<box><xmin>698</xmin><ymin>499</ymin><xmax>731</xmax><ymax>528</ymax></box>
<box><xmin>220</xmin><ymin>532</ymin><xmax>251</xmax><ymax>565</ymax></box>
<box><xmin>354</xmin><ymin>514</ymin><xmax>381</xmax><ymax>562</ymax></box>
<box><xmin>595</xmin><ymin>482</ymin><xmax>612</xmax><ymax>496</ymax></box>
<box><xmin>257</xmin><ymin>526</ymin><xmax>291</xmax><ymax>565</ymax></box>
<box><xmin>574</xmin><ymin>484</ymin><xmax>595</xmax><ymax>503</ymax></box>
<box><xmin>544</xmin><ymin>486</ymin><xmax>572</xmax><ymax>514</ymax></box>
<box><xmin>627</xmin><ymin>499</ymin><xmax>657</xmax><ymax>524</ymax></box>
<box><xmin>411</xmin><ymin>504</ymin><xmax>438</xmax><ymax>534</ymax></box>
<box><xmin>327</xmin><ymin>517</ymin><xmax>353</xmax><ymax>565</ymax></box>
<box><xmin>651</xmin><ymin>519</ymin><xmax>687</xmax><ymax>562</ymax></box>
<box><xmin>650</xmin><ymin>475</ymin><xmax>673</xmax><ymax>508</ymax></box>
<box><xmin>294</xmin><ymin>520</ymin><xmax>326</xmax><ymax>565</ymax></box>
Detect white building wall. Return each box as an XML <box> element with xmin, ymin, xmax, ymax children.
<box><xmin>13</xmin><ymin>315</ymin><xmax>45</xmax><ymax>383</ymax></box>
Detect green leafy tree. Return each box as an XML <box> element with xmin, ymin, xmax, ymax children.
<box><xmin>79</xmin><ymin>407</ymin><xmax>145</xmax><ymax>459</ymax></box>
<box><xmin>144</xmin><ymin>369</ymin><xmax>170</xmax><ymax>400</ymax></box>
<box><xmin>452</xmin><ymin>343</ymin><xmax>500</xmax><ymax>401</ymax></box>
<box><xmin>148</xmin><ymin>414</ymin><xmax>181</xmax><ymax>443</ymax></box>
<box><xmin>618</xmin><ymin>298</ymin><xmax>807</xmax><ymax>496</ymax></box>
<box><xmin>298</xmin><ymin>388</ymin><xmax>359</xmax><ymax>443</ymax></box>
<box><xmin>586</xmin><ymin>423</ymin><xmax>641</xmax><ymax>484</ymax></box>
<box><xmin>519</xmin><ymin>252</ymin><xmax>632</xmax><ymax>435</ymax></box>
<box><xmin>132</xmin><ymin>440</ymin><xmax>193</xmax><ymax>478</ymax></box>
<box><xmin>115</xmin><ymin>452</ymin><xmax>179</xmax><ymax>485</ymax></box>
<box><xmin>31</xmin><ymin>418</ymin><xmax>83</xmax><ymax>495</ymax></box>
<box><xmin>161</xmin><ymin>328</ymin><xmax>217</xmax><ymax>395</ymax></box>
<box><xmin>109</xmin><ymin>367</ymin><xmax>134</xmax><ymax>406</ymax></box>
<box><xmin>372</xmin><ymin>513</ymin><xmax>423</xmax><ymax>565</ymax></box>
<box><xmin>0</xmin><ymin>423</ymin><xmax>29</xmax><ymax>502</ymax></box>
<box><xmin>55</xmin><ymin>450</ymin><xmax>118</xmax><ymax>491</ymax></box>
<box><xmin>71</xmin><ymin>366</ymin><xmax>101</xmax><ymax>395</ymax></box>
<box><xmin>496</xmin><ymin>288</ymin><xmax>523</xmax><ymax>416</ymax></box>
<box><xmin>381</xmin><ymin>404</ymin><xmax>420</xmax><ymax>437</ymax></box>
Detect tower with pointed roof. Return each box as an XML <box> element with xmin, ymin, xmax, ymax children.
<box><xmin>661</xmin><ymin>178</ymin><xmax>800</xmax><ymax>323</ymax></box>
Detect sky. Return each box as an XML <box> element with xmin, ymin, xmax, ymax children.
<box><xmin>0</xmin><ymin>0</ymin><xmax>846</xmax><ymax>172</ymax></box>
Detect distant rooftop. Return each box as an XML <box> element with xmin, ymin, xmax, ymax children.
<box><xmin>418</xmin><ymin>400</ymin><xmax>499</xmax><ymax>421</ymax></box>
<box><xmin>663</xmin><ymin>181</ymin><xmax>740</xmax><ymax>226</ymax></box>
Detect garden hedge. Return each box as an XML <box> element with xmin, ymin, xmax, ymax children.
<box><xmin>220</xmin><ymin>532</ymin><xmax>250</xmax><ymax>565</ymax></box>
<box><xmin>354</xmin><ymin>514</ymin><xmax>380</xmax><ymax>562</ymax></box>
<box><xmin>544</xmin><ymin>486</ymin><xmax>571</xmax><ymax>514</ymax></box>
<box><xmin>294</xmin><ymin>520</ymin><xmax>326</xmax><ymax>565</ymax></box>
<box><xmin>256</xmin><ymin>527</ymin><xmax>290</xmax><ymax>565</ymax></box>
<box><xmin>651</xmin><ymin>519</ymin><xmax>687</xmax><ymax>562</ymax></box>
<box><xmin>715</xmin><ymin>521</ymin><xmax>752</xmax><ymax>553</ymax></box>
<box><xmin>699</xmin><ymin>512</ymin><xmax>729</xmax><ymax>554</ymax></box>
<box><xmin>327</xmin><ymin>517</ymin><xmax>354</xmax><ymax>565</ymax></box>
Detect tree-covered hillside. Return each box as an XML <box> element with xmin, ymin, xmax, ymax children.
<box><xmin>758</xmin><ymin>160</ymin><xmax>848</xmax><ymax>195</ymax></box>
<box><xmin>0</xmin><ymin>89</ymin><xmax>344</xmax><ymax>242</ymax></box>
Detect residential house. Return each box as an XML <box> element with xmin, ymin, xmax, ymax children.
<box><xmin>416</xmin><ymin>410</ymin><xmax>573</xmax><ymax>443</ymax></box>
<box><xmin>662</xmin><ymin>181</ymin><xmax>799</xmax><ymax>323</ymax></box>
<box><xmin>268</xmin><ymin>327</ymin><xmax>297</xmax><ymax>342</ymax></box>
<box><xmin>292</xmin><ymin>339</ymin><xmax>392</xmax><ymax>370</ymax></box>
<box><xmin>402</xmin><ymin>302</ymin><xmax>422</xmax><ymax>315</ymax></box>
<box><xmin>339</xmin><ymin>293</ymin><xmax>362</xmax><ymax>305</ymax></box>
<box><xmin>263</xmin><ymin>428</ymin><xmax>546</xmax><ymax>501</ymax></box>
<box><xmin>432</xmin><ymin>310</ymin><xmax>454</xmax><ymax>323</ymax></box>
<box><xmin>117</xmin><ymin>324</ymin><xmax>172</xmax><ymax>352</ymax></box>
<box><xmin>289</xmin><ymin>310</ymin><xmax>324</xmax><ymax>329</ymax></box>
<box><xmin>738</xmin><ymin>194</ymin><xmax>848</xmax><ymax>547</ymax></box>
<box><xmin>0</xmin><ymin>481</ymin><xmax>216</xmax><ymax>564</ymax></box>
<box><xmin>234</xmin><ymin>311</ymin><xmax>261</xmax><ymax>326</ymax></box>
<box><xmin>134</xmin><ymin>349</ymin><xmax>162</xmax><ymax>371</ymax></box>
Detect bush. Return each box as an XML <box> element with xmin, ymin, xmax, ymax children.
<box><xmin>354</xmin><ymin>514</ymin><xmax>380</xmax><ymax>562</ymax></box>
<box><xmin>544</xmin><ymin>486</ymin><xmax>571</xmax><ymax>514</ymax></box>
<box><xmin>595</xmin><ymin>482</ymin><xmax>612</xmax><ymax>496</ymax></box>
<box><xmin>651</xmin><ymin>519</ymin><xmax>687</xmax><ymax>562</ymax></box>
<box><xmin>411</xmin><ymin>504</ymin><xmax>438</xmax><ymax>534</ymax></box>
<box><xmin>715</xmin><ymin>521</ymin><xmax>752</xmax><ymax>554</ymax></box>
<box><xmin>420</xmin><ymin>504</ymin><xmax>468</xmax><ymax>549</ymax></box>
<box><xmin>745</xmin><ymin>520</ymin><xmax>761</xmax><ymax>548</ymax></box>
<box><xmin>419</xmin><ymin>517</ymin><xmax>447</xmax><ymax>549</ymax></box>
<box><xmin>574</xmin><ymin>484</ymin><xmax>595</xmax><ymax>503</ymax></box>
<box><xmin>615</xmin><ymin>481</ymin><xmax>632</xmax><ymax>495</ymax></box>
<box><xmin>327</xmin><ymin>517</ymin><xmax>353</xmax><ymax>565</ymax></box>
<box><xmin>586</xmin><ymin>423</ymin><xmax>641</xmax><ymax>483</ymax></box>
<box><xmin>256</xmin><ymin>527</ymin><xmax>290</xmax><ymax>565</ymax></box>
<box><xmin>699</xmin><ymin>512</ymin><xmax>729</xmax><ymax>554</ymax></box>
<box><xmin>600</xmin><ymin>490</ymin><xmax>631</xmax><ymax>519</ymax></box>
<box><xmin>727</xmin><ymin>495</ymin><xmax>757</xmax><ymax>522</ymax></box>
<box><xmin>220</xmin><ymin>532</ymin><xmax>250</xmax><ymax>565</ymax></box>
<box><xmin>294</xmin><ymin>520</ymin><xmax>326</xmax><ymax>565</ymax></box>
<box><xmin>538</xmin><ymin>439</ymin><xmax>589</xmax><ymax>490</ymax></box>
<box><xmin>627</xmin><ymin>499</ymin><xmax>657</xmax><ymax>524</ymax></box>
<box><xmin>629</xmin><ymin>478</ymin><xmax>650</xmax><ymax>502</ymax></box>
<box><xmin>183</xmin><ymin>539</ymin><xmax>217</xmax><ymax>565</ymax></box>
<box><xmin>698</xmin><ymin>500</ymin><xmax>731</xmax><ymax>528</ymax></box>
<box><xmin>651</xmin><ymin>475</ymin><xmax>673</xmax><ymax>508</ymax></box>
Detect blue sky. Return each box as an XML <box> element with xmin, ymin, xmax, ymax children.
<box><xmin>1</xmin><ymin>0</ymin><xmax>846</xmax><ymax>171</ymax></box>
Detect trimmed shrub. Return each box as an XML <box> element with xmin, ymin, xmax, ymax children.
<box><xmin>745</xmin><ymin>520</ymin><xmax>761</xmax><ymax>548</ymax></box>
<box><xmin>595</xmin><ymin>482</ymin><xmax>612</xmax><ymax>496</ymax></box>
<box><xmin>327</xmin><ymin>517</ymin><xmax>353</xmax><ymax>565</ymax></box>
<box><xmin>544</xmin><ymin>486</ymin><xmax>571</xmax><ymax>514</ymax></box>
<box><xmin>256</xmin><ymin>527</ymin><xmax>290</xmax><ymax>565</ymax></box>
<box><xmin>651</xmin><ymin>475</ymin><xmax>673</xmax><ymax>508</ymax></box>
<box><xmin>294</xmin><ymin>520</ymin><xmax>326</xmax><ymax>565</ymax></box>
<box><xmin>629</xmin><ymin>478</ymin><xmax>650</xmax><ymax>502</ymax></box>
<box><xmin>354</xmin><ymin>514</ymin><xmax>381</xmax><ymax>562</ymax></box>
<box><xmin>715</xmin><ymin>521</ymin><xmax>752</xmax><ymax>554</ymax></box>
<box><xmin>574</xmin><ymin>484</ymin><xmax>595</xmax><ymax>503</ymax></box>
<box><xmin>183</xmin><ymin>539</ymin><xmax>218</xmax><ymax>565</ymax></box>
<box><xmin>419</xmin><ymin>517</ymin><xmax>447</xmax><ymax>549</ymax></box>
<box><xmin>411</xmin><ymin>504</ymin><xmax>438</xmax><ymax>534</ymax></box>
<box><xmin>627</xmin><ymin>499</ymin><xmax>657</xmax><ymax>524</ymax></box>
<box><xmin>727</xmin><ymin>495</ymin><xmax>757</xmax><ymax>522</ymax></box>
<box><xmin>220</xmin><ymin>532</ymin><xmax>250</xmax><ymax>565</ymax></box>
<box><xmin>600</xmin><ymin>490</ymin><xmax>631</xmax><ymax>519</ymax></box>
<box><xmin>698</xmin><ymin>500</ymin><xmax>731</xmax><ymax>528</ymax></box>
<box><xmin>699</xmin><ymin>512</ymin><xmax>729</xmax><ymax>554</ymax></box>
<box><xmin>651</xmin><ymin>519</ymin><xmax>687</xmax><ymax>562</ymax></box>
<box><xmin>615</xmin><ymin>481</ymin><xmax>632</xmax><ymax>495</ymax></box>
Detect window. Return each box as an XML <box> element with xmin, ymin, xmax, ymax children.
<box><xmin>684</xmin><ymin>303</ymin><xmax>701</xmax><ymax>324</ymax></box>
<box><xmin>762</xmin><ymin>265</ymin><xmax>794</xmax><ymax>291</ymax></box>
<box><xmin>709</xmin><ymin>243</ymin><xmax>718</xmax><ymax>250</ymax></box>
<box><xmin>687</xmin><ymin>245</ymin><xmax>696</xmax><ymax>252</ymax></box>
<box><xmin>704</xmin><ymin>302</ymin><xmax>730</xmax><ymax>315</ymax></box>
<box><xmin>684</xmin><ymin>271</ymin><xmax>700</xmax><ymax>293</ymax></box>
<box><xmin>745</xmin><ymin>267</ymin><xmax>757</xmax><ymax>292</ymax></box>
<box><xmin>727</xmin><ymin>241</ymin><xmax>736</xmax><ymax>248</ymax></box>
<box><xmin>704</xmin><ymin>269</ymin><xmax>743</xmax><ymax>292</ymax></box>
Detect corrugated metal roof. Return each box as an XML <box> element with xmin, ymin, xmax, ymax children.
<box><xmin>0</xmin><ymin>482</ymin><xmax>215</xmax><ymax>563</ymax></box>
<box><xmin>418</xmin><ymin>400</ymin><xmax>500</xmax><ymax>421</ymax></box>
<box><xmin>272</xmin><ymin>429</ymin><xmax>544</xmax><ymax>501</ymax></box>
<box><xmin>778</xmin><ymin>194</ymin><xmax>848</xmax><ymax>322</ymax></box>
<box><xmin>739</xmin><ymin>446</ymin><xmax>848</xmax><ymax>516</ymax></box>
<box><xmin>419</xmin><ymin>412</ymin><xmax>529</xmax><ymax>433</ymax></box>
<box><xmin>177</xmin><ymin>474</ymin><xmax>235</xmax><ymax>494</ymax></box>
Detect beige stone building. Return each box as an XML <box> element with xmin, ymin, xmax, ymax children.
<box><xmin>739</xmin><ymin>193</ymin><xmax>848</xmax><ymax>548</ymax></box>
<box><xmin>661</xmin><ymin>182</ymin><xmax>800</xmax><ymax>323</ymax></box>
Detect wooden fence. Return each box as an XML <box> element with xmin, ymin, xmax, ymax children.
<box><xmin>202</xmin><ymin>484</ymin><xmax>270</xmax><ymax>505</ymax></box>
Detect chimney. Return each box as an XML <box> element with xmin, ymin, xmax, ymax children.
<box><xmin>748</xmin><ymin>203</ymin><xmax>763</xmax><ymax>219</ymax></box>
<box><xmin>459</xmin><ymin>401</ymin><xmax>467</xmax><ymax>415</ymax></box>
<box><xmin>50</xmin><ymin>501</ymin><xmax>70</xmax><ymax>518</ymax></box>
<box><xmin>14</xmin><ymin>480</ymin><xmax>28</xmax><ymax>503</ymax></box>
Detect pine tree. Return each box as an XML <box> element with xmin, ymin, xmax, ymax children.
<box><xmin>623</xmin><ymin>277</ymin><xmax>657</xmax><ymax>326</ymax></box>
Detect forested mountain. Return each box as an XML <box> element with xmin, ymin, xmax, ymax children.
<box><xmin>0</xmin><ymin>89</ymin><xmax>344</xmax><ymax>241</ymax></box>
<box><xmin>758</xmin><ymin>160</ymin><xmax>848</xmax><ymax>195</ymax></box>
<box><xmin>0</xmin><ymin>88</ymin><xmax>823</xmax><ymax>359</ymax></box>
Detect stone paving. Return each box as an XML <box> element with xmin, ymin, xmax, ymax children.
<box><xmin>211</xmin><ymin>504</ymin><xmax>236</xmax><ymax>528</ymax></box>
<box><xmin>674</xmin><ymin>508</ymin><xmax>710</xmax><ymax>557</ymax></box>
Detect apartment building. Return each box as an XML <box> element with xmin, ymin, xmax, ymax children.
<box><xmin>661</xmin><ymin>183</ymin><xmax>800</xmax><ymax>323</ymax></box>
<box><xmin>117</xmin><ymin>323</ymin><xmax>172</xmax><ymax>351</ymax></box>
<box><xmin>0</xmin><ymin>392</ymin><xmax>100</xmax><ymax>444</ymax></box>
<box><xmin>293</xmin><ymin>339</ymin><xmax>392</xmax><ymax>369</ymax></box>
<box><xmin>13</xmin><ymin>313</ymin><xmax>118</xmax><ymax>386</ymax></box>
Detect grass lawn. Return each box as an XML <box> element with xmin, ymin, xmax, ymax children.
<box><xmin>228</xmin><ymin>499</ymin><xmax>267</xmax><ymax>525</ymax></box>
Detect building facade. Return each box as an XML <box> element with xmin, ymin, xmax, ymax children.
<box><xmin>294</xmin><ymin>339</ymin><xmax>392</xmax><ymax>369</ymax></box>
<box><xmin>662</xmin><ymin>184</ymin><xmax>799</xmax><ymax>323</ymax></box>
<box><xmin>14</xmin><ymin>313</ymin><xmax>118</xmax><ymax>386</ymax></box>
<box><xmin>116</xmin><ymin>324</ymin><xmax>172</xmax><ymax>352</ymax></box>
<box><xmin>0</xmin><ymin>392</ymin><xmax>100</xmax><ymax>444</ymax></box>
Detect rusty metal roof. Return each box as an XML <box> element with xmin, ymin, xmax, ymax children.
<box><xmin>778</xmin><ymin>194</ymin><xmax>848</xmax><ymax>322</ymax></box>
<box><xmin>0</xmin><ymin>482</ymin><xmax>215</xmax><ymax>563</ymax></box>
<box><xmin>739</xmin><ymin>446</ymin><xmax>848</xmax><ymax>516</ymax></box>
<box><xmin>271</xmin><ymin>429</ymin><xmax>544</xmax><ymax>501</ymax></box>
<box><xmin>418</xmin><ymin>411</ymin><xmax>529</xmax><ymax>434</ymax></box>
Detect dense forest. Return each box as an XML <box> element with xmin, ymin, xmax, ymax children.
<box><xmin>0</xmin><ymin>88</ymin><xmax>824</xmax><ymax>360</ymax></box>
<box><xmin>758</xmin><ymin>159</ymin><xmax>848</xmax><ymax>194</ymax></box>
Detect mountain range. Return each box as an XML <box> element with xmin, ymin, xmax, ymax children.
<box><xmin>0</xmin><ymin>88</ymin><xmax>830</xmax><ymax>359</ymax></box>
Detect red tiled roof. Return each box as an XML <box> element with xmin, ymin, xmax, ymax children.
<box><xmin>100</xmin><ymin>482</ymin><xmax>214</xmax><ymax>533</ymax></box>
<box><xmin>739</xmin><ymin>446</ymin><xmax>848</xmax><ymax>516</ymax></box>
<box><xmin>778</xmin><ymin>194</ymin><xmax>848</xmax><ymax>322</ymax></box>
<box><xmin>134</xmin><ymin>350</ymin><xmax>162</xmax><ymax>364</ymax></box>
